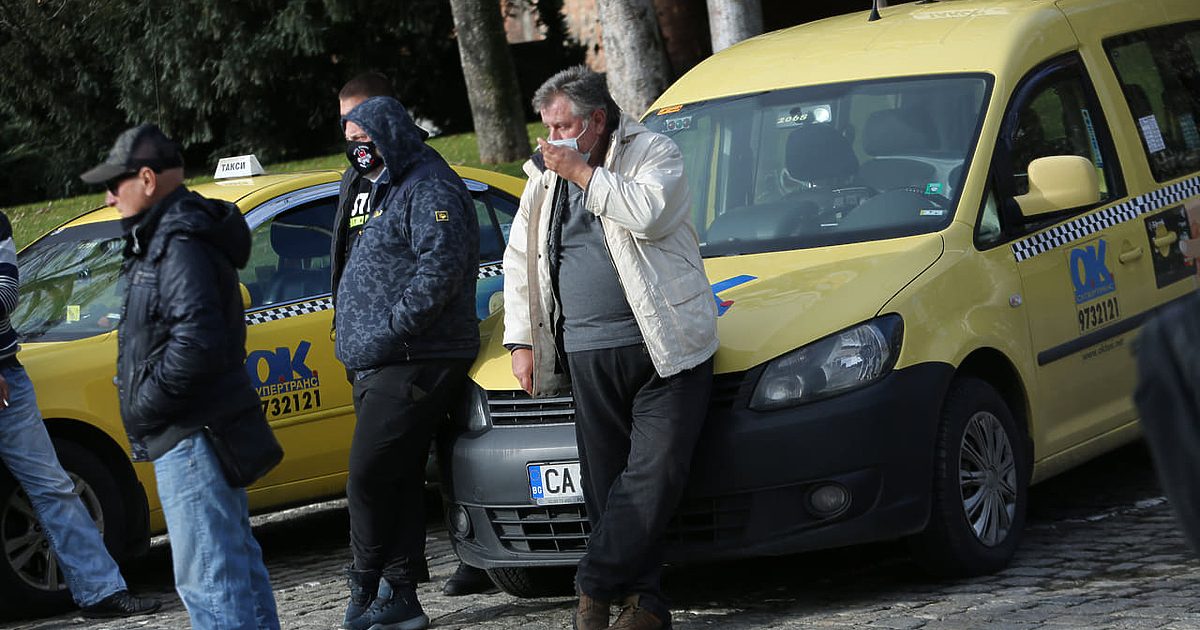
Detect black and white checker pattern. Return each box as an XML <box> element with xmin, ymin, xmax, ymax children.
<box><xmin>478</xmin><ymin>263</ymin><xmax>503</xmax><ymax>278</ymax></box>
<box><xmin>245</xmin><ymin>298</ymin><xmax>333</xmax><ymax>326</ymax></box>
<box><xmin>1011</xmin><ymin>174</ymin><xmax>1200</xmax><ymax>262</ymax></box>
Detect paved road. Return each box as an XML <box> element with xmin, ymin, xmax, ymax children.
<box><xmin>7</xmin><ymin>440</ymin><xmax>1200</xmax><ymax>630</ymax></box>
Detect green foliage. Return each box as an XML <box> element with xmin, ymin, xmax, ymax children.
<box><xmin>0</xmin><ymin>0</ymin><xmax>474</xmax><ymax>206</ymax></box>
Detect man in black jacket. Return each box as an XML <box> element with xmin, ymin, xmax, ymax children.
<box><xmin>335</xmin><ymin>96</ymin><xmax>479</xmax><ymax>630</ymax></box>
<box><xmin>81</xmin><ymin>124</ymin><xmax>279</xmax><ymax>630</ymax></box>
<box><xmin>333</xmin><ymin>73</ymin><xmax>496</xmax><ymax>602</ymax></box>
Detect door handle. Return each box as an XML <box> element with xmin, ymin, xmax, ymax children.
<box><xmin>1119</xmin><ymin>243</ymin><xmax>1143</xmax><ymax>264</ymax></box>
<box><xmin>1153</xmin><ymin>231</ymin><xmax>1178</xmax><ymax>250</ymax></box>
<box><xmin>1152</xmin><ymin>223</ymin><xmax>1178</xmax><ymax>257</ymax></box>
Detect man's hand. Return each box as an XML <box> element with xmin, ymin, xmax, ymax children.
<box><xmin>511</xmin><ymin>347</ymin><xmax>534</xmax><ymax>395</ymax></box>
<box><xmin>537</xmin><ymin>138</ymin><xmax>594</xmax><ymax>189</ymax></box>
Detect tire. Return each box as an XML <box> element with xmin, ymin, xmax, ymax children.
<box><xmin>486</xmin><ymin>566</ymin><xmax>575</xmax><ymax>598</ymax></box>
<box><xmin>0</xmin><ymin>440</ymin><xmax>126</xmax><ymax>618</ymax></box>
<box><xmin>908</xmin><ymin>377</ymin><xmax>1030</xmax><ymax>576</ymax></box>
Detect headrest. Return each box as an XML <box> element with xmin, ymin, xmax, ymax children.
<box><xmin>785</xmin><ymin>124</ymin><xmax>858</xmax><ymax>183</ymax></box>
<box><xmin>862</xmin><ymin>108</ymin><xmax>937</xmax><ymax>156</ymax></box>
<box><xmin>271</xmin><ymin>205</ymin><xmax>333</xmax><ymax>259</ymax></box>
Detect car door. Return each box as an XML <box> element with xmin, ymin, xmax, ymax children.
<box><xmin>239</xmin><ymin>183</ymin><xmax>353</xmax><ymax>498</ymax></box>
<box><xmin>994</xmin><ymin>54</ymin><xmax>1148</xmax><ymax>458</ymax></box>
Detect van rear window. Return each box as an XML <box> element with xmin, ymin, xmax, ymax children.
<box><xmin>644</xmin><ymin>75</ymin><xmax>991</xmax><ymax>257</ymax></box>
<box><xmin>1104</xmin><ymin>20</ymin><xmax>1200</xmax><ymax>183</ymax></box>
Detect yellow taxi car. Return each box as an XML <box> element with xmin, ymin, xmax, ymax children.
<box><xmin>447</xmin><ymin>0</ymin><xmax>1200</xmax><ymax>596</ymax></box>
<box><xmin>2</xmin><ymin>160</ymin><xmax>523</xmax><ymax>611</ymax></box>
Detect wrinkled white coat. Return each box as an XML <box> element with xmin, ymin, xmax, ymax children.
<box><xmin>503</xmin><ymin>114</ymin><xmax>719</xmax><ymax>398</ymax></box>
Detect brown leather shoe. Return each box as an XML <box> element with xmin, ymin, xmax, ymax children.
<box><xmin>606</xmin><ymin>595</ymin><xmax>664</xmax><ymax>630</ymax></box>
<box><xmin>573</xmin><ymin>592</ymin><xmax>609</xmax><ymax>630</ymax></box>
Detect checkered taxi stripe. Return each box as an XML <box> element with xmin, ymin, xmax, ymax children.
<box><xmin>1011</xmin><ymin>174</ymin><xmax>1200</xmax><ymax>262</ymax></box>
<box><xmin>244</xmin><ymin>264</ymin><xmax>506</xmax><ymax>326</ymax></box>
<box><xmin>245</xmin><ymin>298</ymin><xmax>333</xmax><ymax>326</ymax></box>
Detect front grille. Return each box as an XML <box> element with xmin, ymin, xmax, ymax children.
<box><xmin>487</xmin><ymin>505</ymin><xmax>590</xmax><ymax>552</ymax></box>
<box><xmin>488</xmin><ymin>391</ymin><xmax>575</xmax><ymax>425</ymax></box>
<box><xmin>486</xmin><ymin>493</ymin><xmax>752</xmax><ymax>554</ymax></box>
<box><xmin>487</xmin><ymin>370</ymin><xmax>747</xmax><ymax>426</ymax></box>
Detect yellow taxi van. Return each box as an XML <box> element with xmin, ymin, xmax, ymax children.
<box><xmin>447</xmin><ymin>0</ymin><xmax>1200</xmax><ymax>596</ymax></box>
<box><xmin>2</xmin><ymin>160</ymin><xmax>524</xmax><ymax>613</ymax></box>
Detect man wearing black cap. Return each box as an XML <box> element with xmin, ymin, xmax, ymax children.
<box><xmin>81</xmin><ymin>124</ymin><xmax>280</xmax><ymax>630</ymax></box>
<box><xmin>0</xmin><ymin>217</ymin><xmax>159</xmax><ymax>618</ymax></box>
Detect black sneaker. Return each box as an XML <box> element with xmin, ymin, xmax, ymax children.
<box><xmin>81</xmin><ymin>590</ymin><xmax>162</xmax><ymax>619</ymax></box>
<box><xmin>365</xmin><ymin>579</ymin><xmax>429</xmax><ymax>630</ymax></box>
<box><xmin>442</xmin><ymin>562</ymin><xmax>498</xmax><ymax>596</ymax></box>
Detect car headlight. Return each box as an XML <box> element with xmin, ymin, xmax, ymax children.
<box><xmin>750</xmin><ymin>315</ymin><xmax>903</xmax><ymax>411</ymax></box>
<box><xmin>464</xmin><ymin>381</ymin><xmax>492</xmax><ymax>431</ymax></box>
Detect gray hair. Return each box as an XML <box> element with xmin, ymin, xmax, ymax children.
<box><xmin>532</xmin><ymin>65</ymin><xmax>621</xmax><ymax>131</ymax></box>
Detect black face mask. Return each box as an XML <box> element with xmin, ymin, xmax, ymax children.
<box><xmin>346</xmin><ymin>141</ymin><xmax>382</xmax><ymax>175</ymax></box>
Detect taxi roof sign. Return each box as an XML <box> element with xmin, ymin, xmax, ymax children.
<box><xmin>214</xmin><ymin>155</ymin><xmax>265</xmax><ymax>179</ymax></box>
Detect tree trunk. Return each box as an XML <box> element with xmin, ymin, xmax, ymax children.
<box><xmin>598</xmin><ymin>0</ymin><xmax>672</xmax><ymax>117</ymax></box>
<box><xmin>449</xmin><ymin>0</ymin><xmax>530</xmax><ymax>163</ymax></box>
<box><xmin>706</xmin><ymin>0</ymin><xmax>763</xmax><ymax>53</ymax></box>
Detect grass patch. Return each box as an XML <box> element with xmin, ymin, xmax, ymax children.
<box><xmin>3</xmin><ymin>122</ymin><xmax>544</xmax><ymax>249</ymax></box>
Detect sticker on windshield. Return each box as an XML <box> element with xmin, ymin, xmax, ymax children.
<box><xmin>656</xmin><ymin>105</ymin><xmax>683</xmax><ymax>116</ymax></box>
<box><xmin>925</xmin><ymin>183</ymin><xmax>943</xmax><ymax>195</ymax></box>
<box><xmin>919</xmin><ymin>209</ymin><xmax>945</xmax><ymax>216</ymax></box>
<box><xmin>664</xmin><ymin>116</ymin><xmax>692</xmax><ymax>132</ymax></box>
<box><xmin>66</xmin><ymin>305</ymin><xmax>80</xmax><ymax>322</ymax></box>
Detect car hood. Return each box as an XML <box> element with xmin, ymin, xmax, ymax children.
<box><xmin>470</xmin><ymin>233</ymin><xmax>944</xmax><ymax>388</ymax></box>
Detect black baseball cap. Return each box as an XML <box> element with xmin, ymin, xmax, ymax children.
<box><xmin>80</xmin><ymin>124</ymin><xmax>184</xmax><ymax>184</ymax></box>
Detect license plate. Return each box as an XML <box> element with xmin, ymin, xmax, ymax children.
<box><xmin>528</xmin><ymin>461</ymin><xmax>584</xmax><ymax>505</ymax></box>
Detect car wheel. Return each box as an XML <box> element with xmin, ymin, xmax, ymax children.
<box><xmin>0</xmin><ymin>440</ymin><xmax>125</xmax><ymax>617</ymax></box>
<box><xmin>486</xmin><ymin>566</ymin><xmax>575</xmax><ymax>598</ymax></box>
<box><xmin>909</xmin><ymin>377</ymin><xmax>1030</xmax><ymax>576</ymax></box>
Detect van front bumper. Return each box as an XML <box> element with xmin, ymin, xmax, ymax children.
<box><xmin>447</xmin><ymin>361</ymin><xmax>955</xmax><ymax>569</ymax></box>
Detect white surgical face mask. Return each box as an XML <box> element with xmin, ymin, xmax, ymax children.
<box><xmin>548</xmin><ymin>119</ymin><xmax>591</xmax><ymax>161</ymax></box>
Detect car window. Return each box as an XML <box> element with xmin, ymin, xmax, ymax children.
<box><xmin>643</xmin><ymin>75</ymin><xmax>991</xmax><ymax>257</ymax></box>
<box><xmin>13</xmin><ymin>221</ymin><xmax>124</xmax><ymax>342</ymax></box>
<box><xmin>475</xmin><ymin>187</ymin><xmax>518</xmax><ymax>264</ymax></box>
<box><xmin>1104</xmin><ymin>20</ymin><xmax>1200</xmax><ymax>182</ymax></box>
<box><xmin>242</xmin><ymin>198</ymin><xmax>335</xmax><ymax>309</ymax></box>
<box><xmin>983</xmin><ymin>54</ymin><xmax>1124</xmax><ymax>245</ymax></box>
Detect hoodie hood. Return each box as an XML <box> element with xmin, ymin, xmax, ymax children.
<box><xmin>343</xmin><ymin>96</ymin><xmax>434</xmax><ymax>182</ymax></box>
<box><xmin>140</xmin><ymin>186</ymin><xmax>251</xmax><ymax>269</ymax></box>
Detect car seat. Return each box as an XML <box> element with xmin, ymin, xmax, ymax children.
<box><xmin>261</xmin><ymin>204</ymin><xmax>334</xmax><ymax>306</ymax></box>
<box><xmin>855</xmin><ymin>108</ymin><xmax>939</xmax><ymax>192</ymax></box>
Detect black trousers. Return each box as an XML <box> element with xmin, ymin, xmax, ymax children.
<box><xmin>567</xmin><ymin>344</ymin><xmax>713</xmax><ymax>623</ymax></box>
<box><xmin>346</xmin><ymin>359</ymin><xmax>471</xmax><ymax>586</ymax></box>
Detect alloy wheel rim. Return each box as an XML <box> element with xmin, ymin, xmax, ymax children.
<box><xmin>958</xmin><ymin>411</ymin><xmax>1017</xmax><ymax>547</ymax></box>
<box><xmin>1</xmin><ymin>472</ymin><xmax>103</xmax><ymax>591</ymax></box>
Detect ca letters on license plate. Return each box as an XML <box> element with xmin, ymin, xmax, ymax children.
<box><xmin>528</xmin><ymin>462</ymin><xmax>584</xmax><ymax>505</ymax></box>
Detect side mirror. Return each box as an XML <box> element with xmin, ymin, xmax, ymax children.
<box><xmin>1013</xmin><ymin>155</ymin><xmax>1101</xmax><ymax>217</ymax></box>
<box><xmin>239</xmin><ymin>283</ymin><xmax>252</xmax><ymax>311</ymax></box>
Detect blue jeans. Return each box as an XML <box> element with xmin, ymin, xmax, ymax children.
<box><xmin>0</xmin><ymin>363</ymin><xmax>125</xmax><ymax>606</ymax></box>
<box><xmin>154</xmin><ymin>432</ymin><xmax>279</xmax><ymax>630</ymax></box>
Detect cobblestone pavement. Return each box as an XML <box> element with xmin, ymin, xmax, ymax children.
<box><xmin>7</xmin><ymin>441</ymin><xmax>1200</xmax><ymax>630</ymax></box>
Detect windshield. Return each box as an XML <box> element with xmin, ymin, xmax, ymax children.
<box><xmin>643</xmin><ymin>75</ymin><xmax>992</xmax><ymax>256</ymax></box>
<box><xmin>12</xmin><ymin>221</ymin><xmax>125</xmax><ymax>342</ymax></box>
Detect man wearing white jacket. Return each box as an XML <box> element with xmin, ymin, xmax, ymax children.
<box><xmin>503</xmin><ymin>65</ymin><xmax>718</xmax><ymax>630</ymax></box>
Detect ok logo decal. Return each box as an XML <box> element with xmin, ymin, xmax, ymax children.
<box><xmin>1069</xmin><ymin>239</ymin><xmax>1115</xmax><ymax>305</ymax></box>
